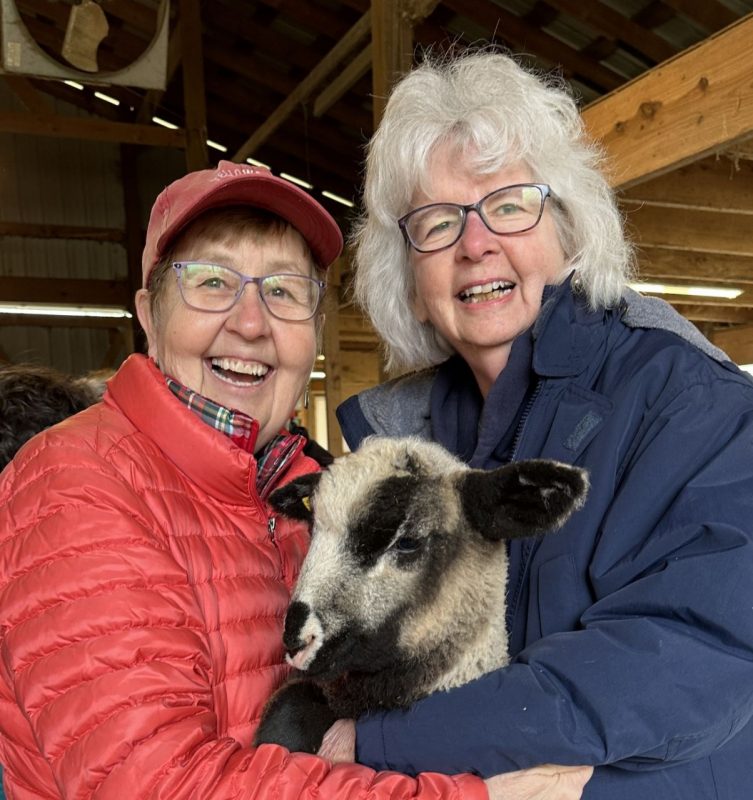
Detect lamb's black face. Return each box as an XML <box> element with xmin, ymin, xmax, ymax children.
<box><xmin>349</xmin><ymin>474</ymin><xmax>433</xmax><ymax>568</ymax></box>
<box><xmin>274</xmin><ymin>436</ymin><xmax>589</xmax><ymax>678</ymax></box>
<box><xmin>283</xmin><ymin>468</ymin><xmax>468</xmax><ymax>677</ymax></box>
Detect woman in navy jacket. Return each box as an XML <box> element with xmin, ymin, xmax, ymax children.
<box><xmin>335</xmin><ymin>51</ymin><xmax>753</xmax><ymax>799</ymax></box>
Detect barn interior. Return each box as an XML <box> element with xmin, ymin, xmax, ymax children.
<box><xmin>2</xmin><ymin>0</ymin><xmax>753</xmax><ymax>454</ymax></box>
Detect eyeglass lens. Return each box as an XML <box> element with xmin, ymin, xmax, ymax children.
<box><xmin>177</xmin><ymin>263</ymin><xmax>321</xmax><ymax>320</ymax></box>
<box><xmin>404</xmin><ymin>184</ymin><xmax>547</xmax><ymax>252</ymax></box>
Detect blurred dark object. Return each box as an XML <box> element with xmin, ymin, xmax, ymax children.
<box><xmin>0</xmin><ymin>363</ymin><xmax>109</xmax><ymax>470</ymax></box>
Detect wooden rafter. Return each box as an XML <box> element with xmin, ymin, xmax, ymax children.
<box><xmin>233</xmin><ymin>12</ymin><xmax>371</xmax><ymax>162</ymax></box>
<box><xmin>0</xmin><ymin>110</ymin><xmax>185</xmax><ymax>147</ymax></box>
<box><xmin>0</xmin><ymin>221</ymin><xmax>124</xmax><ymax>241</ymax></box>
<box><xmin>0</xmin><ymin>277</ymin><xmax>130</xmax><ymax>306</ymax></box>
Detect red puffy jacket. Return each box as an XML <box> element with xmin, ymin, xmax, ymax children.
<box><xmin>0</xmin><ymin>355</ymin><xmax>484</xmax><ymax>800</ymax></box>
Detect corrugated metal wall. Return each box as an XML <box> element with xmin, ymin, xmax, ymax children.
<box><xmin>0</xmin><ymin>81</ymin><xmax>185</xmax><ymax>376</ymax></box>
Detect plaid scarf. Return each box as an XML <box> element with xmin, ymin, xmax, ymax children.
<box><xmin>166</xmin><ymin>376</ymin><xmax>304</xmax><ymax>498</ymax></box>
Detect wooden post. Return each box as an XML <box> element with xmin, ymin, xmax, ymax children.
<box><xmin>179</xmin><ymin>0</ymin><xmax>209</xmax><ymax>170</ymax></box>
<box><xmin>120</xmin><ymin>144</ymin><xmax>146</xmax><ymax>354</ymax></box>
<box><xmin>370</xmin><ymin>0</ymin><xmax>413</xmax><ymax>127</ymax></box>
<box><xmin>323</xmin><ymin>258</ymin><xmax>345</xmax><ymax>456</ymax></box>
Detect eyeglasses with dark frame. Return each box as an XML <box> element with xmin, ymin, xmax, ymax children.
<box><xmin>398</xmin><ymin>183</ymin><xmax>554</xmax><ymax>254</ymax></box>
<box><xmin>172</xmin><ymin>262</ymin><xmax>326</xmax><ymax>321</ymax></box>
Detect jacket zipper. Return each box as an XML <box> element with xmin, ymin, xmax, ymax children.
<box><xmin>509</xmin><ymin>379</ymin><xmax>541</xmax><ymax>464</ymax></box>
<box><xmin>507</xmin><ymin>379</ymin><xmax>543</xmax><ymax>632</ymax></box>
<box><xmin>268</xmin><ymin>514</ymin><xmax>289</xmax><ymax>582</ymax></box>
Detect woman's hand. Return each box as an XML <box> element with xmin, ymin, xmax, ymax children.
<box><xmin>318</xmin><ymin>718</ymin><xmax>357</xmax><ymax>763</ymax></box>
<box><xmin>317</xmin><ymin>720</ymin><xmax>592</xmax><ymax>800</ymax></box>
<box><xmin>485</xmin><ymin>765</ymin><xmax>593</xmax><ymax>800</ymax></box>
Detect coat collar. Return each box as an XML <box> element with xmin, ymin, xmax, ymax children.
<box><xmin>106</xmin><ymin>355</ymin><xmax>265</xmax><ymax>505</ymax></box>
<box><xmin>532</xmin><ymin>275</ymin><xmax>611</xmax><ymax>378</ymax></box>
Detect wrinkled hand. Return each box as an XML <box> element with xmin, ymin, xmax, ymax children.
<box><xmin>485</xmin><ymin>764</ymin><xmax>593</xmax><ymax>800</ymax></box>
<box><xmin>318</xmin><ymin>718</ymin><xmax>357</xmax><ymax>763</ymax></box>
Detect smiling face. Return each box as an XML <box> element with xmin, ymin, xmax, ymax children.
<box><xmin>136</xmin><ymin>212</ymin><xmax>318</xmax><ymax>451</ymax></box>
<box><xmin>409</xmin><ymin>144</ymin><xmax>568</xmax><ymax>395</ymax></box>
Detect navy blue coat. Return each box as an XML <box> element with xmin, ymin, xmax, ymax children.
<box><xmin>337</xmin><ymin>282</ymin><xmax>753</xmax><ymax>799</ymax></box>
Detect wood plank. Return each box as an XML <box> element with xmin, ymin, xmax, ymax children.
<box><xmin>625</xmin><ymin>205</ymin><xmax>753</xmax><ymax>256</ymax></box>
<box><xmin>0</xmin><ymin>221</ymin><xmax>124</xmax><ymax>241</ymax></box>
<box><xmin>636</xmin><ymin>247</ymin><xmax>753</xmax><ymax>285</ymax></box>
<box><xmin>0</xmin><ymin>276</ymin><xmax>130</xmax><ymax>306</ymax></box>
<box><xmin>620</xmin><ymin>155</ymin><xmax>753</xmax><ymax>212</ymax></box>
<box><xmin>582</xmin><ymin>15</ymin><xmax>753</xmax><ymax>188</ymax></box>
<box><xmin>233</xmin><ymin>12</ymin><xmax>371</xmax><ymax>162</ymax></box>
<box><xmin>0</xmin><ymin>111</ymin><xmax>186</xmax><ymax>148</ymax></box>
<box><xmin>659</xmin><ymin>302</ymin><xmax>753</xmax><ymax>324</ymax></box>
<box><xmin>636</xmin><ymin>291</ymin><xmax>753</xmax><ymax>309</ymax></box>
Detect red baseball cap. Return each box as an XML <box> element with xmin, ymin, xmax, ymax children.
<box><xmin>141</xmin><ymin>160</ymin><xmax>344</xmax><ymax>287</ymax></box>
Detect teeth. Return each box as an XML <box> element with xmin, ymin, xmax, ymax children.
<box><xmin>459</xmin><ymin>281</ymin><xmax>514</xmax><ymax>302</ymax></box>
<box><xmin>211</xmin><ymin>357</ymin><xmax>269</xmax><ymax>377</ymax></box>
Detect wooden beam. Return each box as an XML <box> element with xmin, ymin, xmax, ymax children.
<box><xmin>233</xmin><ymin>12</ymin><xmax>371</xmax><ymax>162</ymax></box>
<box><xmin>0</xmin><ymin>111</ymin><xmax>185</xmax><ymax>148</ymax></box>
<box><xmin>638</xmin><ymin>291</ymin><xmax>753</xmax><ymax>309</ymax></box>
<box><xmin>179</xmin><ymin>0</ymin><xmax>209</xmax><ymax>170</ymax></box>
<box><xmin>371</xmin><ymin>0</ymin><xmax>413</xmax><ymax>127</ymax></box>
<box><xmin>0</xmin><ymin>221</ymin><xmax>124</xmax><ymax>242</ymax></box>
<box><xmin>314</xmin><ymin>46</ymin><xmax>372</xmax><ymax>117</ymax></box>
<box><xmin>636</xmin><ymin>247</ymin><xmax>753</xmax><ymax>285</ymax></box>
<box><xmin>626</xmin><ymin>205</ymin><xmax>753</xmax><ymax>256</ymax></box>
<box><xmin>0</xmin><ymin>276</ymin><xmax>130</xmax><ymax>306</ymax></box>
<box><xmin>583</xmin><ymin>15</ymin><xmax>753</xmax><ymax>188</ymax></box>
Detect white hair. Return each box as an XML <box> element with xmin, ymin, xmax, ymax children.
<box><xmin>352</xmin><ymin>50</ymin><xmax>635</xmax><ymax>372</ymax></box>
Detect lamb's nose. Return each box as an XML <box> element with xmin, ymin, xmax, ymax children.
<box><xmin>283</xmin><ymin>600</ymin><xmax>311</xmax><ymax>653</ymax></box>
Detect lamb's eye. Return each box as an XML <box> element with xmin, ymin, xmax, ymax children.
<box><xmin>393</xmin><ymin>535</ymin><xmax>422</xmax><ymax>554</ymax></box>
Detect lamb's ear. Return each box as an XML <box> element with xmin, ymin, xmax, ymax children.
<box><xmin>458</xmin><ymin>460</ymin><xmax>588</xmax><ymax>541</ymax></box>
<box><xmin>268</xmin><ymin>473</ymin><xmax>322</xmax><ymax>520</ymax></box>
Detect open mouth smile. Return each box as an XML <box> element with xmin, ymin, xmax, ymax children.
<box><xmin>208</xmin><ymin>357</ymin><xmax>270</xmax><ymax>386</ymax></box>
<box><xmin>458</xmin><ymin>280</ymin><xmax>515</xmax><ymax>304</ymax></box>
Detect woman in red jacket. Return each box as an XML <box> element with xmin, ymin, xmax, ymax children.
<box><xmin>0</xmin><ymin>162</ymin><xmax>588</xmax><ymax>800</ymax></box>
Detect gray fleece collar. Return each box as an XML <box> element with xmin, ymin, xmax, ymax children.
<box><xmin>620</xmin><ymin>288</ymin><xmax>730</xmax><ymax>363</ymax></box>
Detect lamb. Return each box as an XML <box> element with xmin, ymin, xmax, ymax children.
<box><xmin>254</xmin><ymin>435</ymin><xmax>589</xmax><ymax>754</ymax></box>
